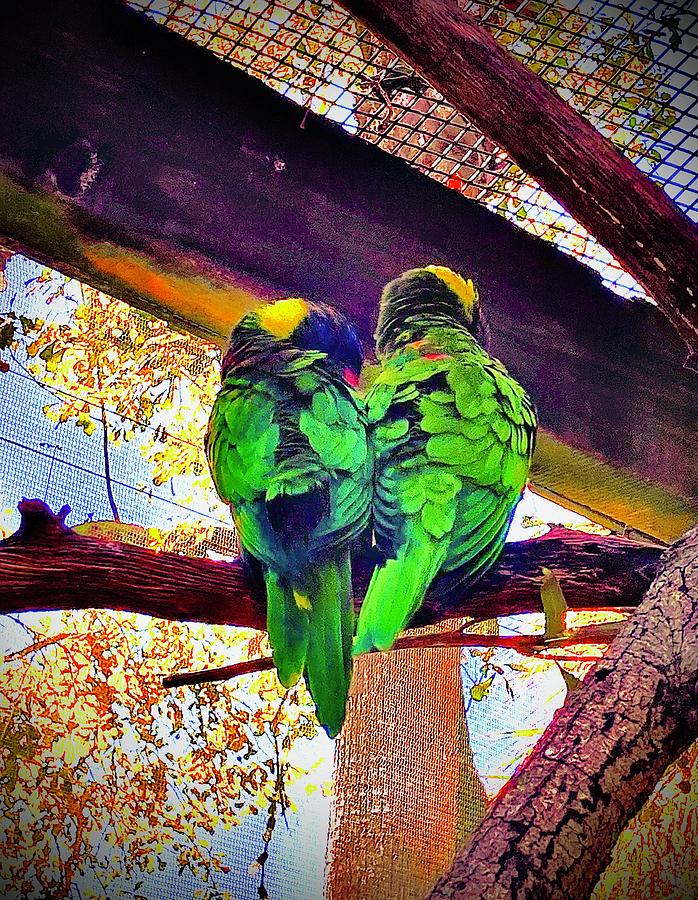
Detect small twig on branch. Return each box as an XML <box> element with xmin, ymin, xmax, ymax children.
<box><xmin>100</xmin><ymin>403</ymin><xmax>121</xmax><ymax>523</ymax></box>
<box><xmin>164</xmin><ymin>655</ymin><xmax>275</xmax><ymax>688</ymax></box>
<box><xmin>162</xmin><ymin>620</ymin><xmax>625</xmax><ymax>688</ymax></box>
<box><xmin>95</xmin><ymin>357</ymin><xmax>120</xmax><ymax>523</ymax></box>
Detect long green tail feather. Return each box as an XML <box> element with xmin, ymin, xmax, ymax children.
<box><xmin>302</xmin><ymin>553</ymin><xmax>354</xmax><ymax>738</ymax></box>
<box><xmin>353</xmin><ymin>539</ymin><xmax>446</xmax><ymax>655</ymax></box>
<box><xmin>265</xmin><ymin>569</ymin><xmax>309</xmax><ymax>688</ymax></box>
<box><xmin>337</xmin><ymin>554</ymin><xmax>354</xmax><ymax>686</ymax></box>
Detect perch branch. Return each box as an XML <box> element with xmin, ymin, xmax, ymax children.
<box><xmin>163</xmin><ymin>621</ymin><xmax>624</xmax><ymax>688</ymax></box>
<box><xmin>0</xmin><ymin>500</ymin><xmax>660</xmax><ymax>633</ymax></box>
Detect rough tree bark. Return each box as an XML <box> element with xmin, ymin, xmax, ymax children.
<box><xmin>0</xmin><ymin>500</ymin><xmax>660</xmax><ymax>629</ymax></box>
<box><xmin>338</xmin><ymin>0</ymin><xmax>698</xmax><ymax>356</ymax></box>
<box><xmin>429</xmin><ymin>524</ymin><xmax>698</xmax><ymax>899</ymax></box>
<box><xmin>328</xmin><ymin>630</ymin><xmax>481</xmax><ymax>900</ymax></box>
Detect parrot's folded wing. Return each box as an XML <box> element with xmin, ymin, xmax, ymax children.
<box><xmin>356</xmin><ymin>341</ymin><xmax>537</xmax><ymax>653</ymax></box>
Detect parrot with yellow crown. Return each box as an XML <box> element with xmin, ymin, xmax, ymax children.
<box><xmin>354</xmin><ymin>266</ymin><xmax>537</xmax><ymax>655</ymax></box>
<box><xmin>206</xmin><ymin>297</ymin><xmax>371</xmax><ymax>737</ymax></box>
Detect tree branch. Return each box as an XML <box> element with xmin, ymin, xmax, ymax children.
<box><xmin>338</xmin><ymin>0</ymin><xmax>698</xmax><ymax>358</ymax></box>
<box><xmin>100</xmin><ymin>403</ymin><xmax>121</xmax><ymax>523</ymax></box>
<box><xmin>162</xmin><ymin>621</ymin><xmax>623</xmax><ymax>688</ymax></box>
<box><xmin>0</xmin><ymin>501</ymin><xmax>661</xmax><ymax>632</ymax></box>
<box><xmin>429</xmin><ymin>525</ymin><xmax>698</xmax><ymax>899</ymax></box>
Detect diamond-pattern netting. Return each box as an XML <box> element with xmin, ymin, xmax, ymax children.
<box><xmin>125</xmin><ymin>0</ymin><xmax>696</xmax><ymax>301</ymax></box>
<box><xmin>470</xmin><ymin>1</ymin><xmax>698</xmax><ymax>204</ymax></box>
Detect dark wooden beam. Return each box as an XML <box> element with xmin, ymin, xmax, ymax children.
<box><xmin>339</xmin><ymin>0</ymin><xmax>698</xmax><ymax>357</ymax></box>
<box><xmin>0</xmin><ymin>0</ymin><xmax>696</xmax><ymax>541</ymax></box>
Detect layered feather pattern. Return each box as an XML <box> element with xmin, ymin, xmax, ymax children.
<box><xmin>206</xmin><ymin>300</ymin><xmax>371</xmax><ymax>737</ymax></box>
<box><xmin>354</xmin><ymin>268</ymin><xmax>537</xmax><ymax>655</ymax></box>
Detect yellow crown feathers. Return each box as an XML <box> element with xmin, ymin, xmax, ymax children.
<box><xmin>256</xmin><ymin>297</ymin><xmax>309</xmax><ymax>339</ymax></box>
<box><xmin>425</xmin><ymin>265</ymin><xmax>478</xmax><ymax>320</ymax></box>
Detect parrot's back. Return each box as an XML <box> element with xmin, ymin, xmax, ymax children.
<box><xmin>355</xmin><ymin>298</ymin><xmax>537</xmax><ymax>655</ymax></box>
<box><xmin>207</xmin><ymin>373</ymin><xmax>371</xmax><ymax>574</ymax></box>
<box><xmin>206</xmin><ymin>300</ymin><xmax>372</xmax><ymax>736</ymax></box>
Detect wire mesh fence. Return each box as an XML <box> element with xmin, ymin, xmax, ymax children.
<box><xmin>125</xmin><ymin>0</ymin><xmax>697</xmax><ymax>301</ymax></box>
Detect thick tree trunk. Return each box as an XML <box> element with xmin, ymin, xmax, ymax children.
<box><xmin>328</xmin><ymin>628</ymin><xmax>481</xmax><ymax>899</ymax></box>
<box><xmin>338</xmin><ymin>0</ymin><xmax>698</xmax><ymax>356</ymax></box>
<box><xmin>0</xmin><ymin>501</ymin><xmax>661</xmax><ymax>630</ymax></box>
<box><xmin>429</xmin><ymin>525</ymin><xmax>698</xmax><ymax>899</ymax></box>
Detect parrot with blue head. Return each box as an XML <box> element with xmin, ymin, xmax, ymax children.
<box><xmin>354</xmin><ymin>266</ymin><xmax>537</xmax><ymax>655</ymax></box>
<box><xmin>206</xmin><ymin>297</ymin><xmax>371</xmax><ymax>737</ymax></box>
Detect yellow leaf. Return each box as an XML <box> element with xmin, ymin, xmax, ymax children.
<box><xmin>541</xmin><ymin>567</ymin><xmax>568</xmax><ymax>639</ymax></box>
<box><xmin>555</xmin><ymin>661</ymin><xmax>583</xmax><ymax>694</ymax></box>
<box><xmin>107</xmin><ymin>669</ymin><xmax>127</xmax><ymax>692</ymax></box>
<box><xmin>470</xmin><ymin>676</ymin><xmax>494</xmax><ymax>701</ymax></box>
<box><xmin>51</xmin><ymin>734</ymin><xmax>89</xmax><ymax>765</ymax></box>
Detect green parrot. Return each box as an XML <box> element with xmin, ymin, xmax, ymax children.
<box><xmin>354</xmin><ymin>266</ymin><xmax>537</xmax><ymax>655</ymax></box>
<box><xmin>206</xmin><ymin>297</ymin><xmax>372</xmax><ymax>737</ymax></box>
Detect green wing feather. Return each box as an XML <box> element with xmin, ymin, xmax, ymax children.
<box><xmin>265</xmin><ymin>569</ymin><xmax>309</xmax><ymax>687</ymax></box>
<box><xmin>353</xmin><ymin>537</ymin><xmax>446</xmax><ymax>655</ymax></box>
<box><xmin>302</xmin><ymin>552</ymin><xmax>354</xmax><ymax>738</ymax></box>
<box><xmin>355</xmin><ymin>329</ymin><xmax>536</xmax><ymax>655</ymax></box>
